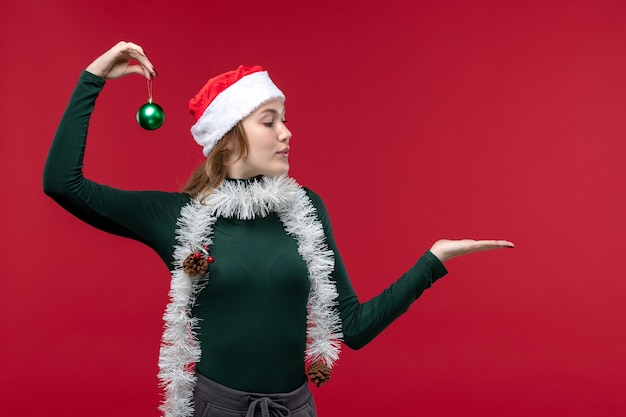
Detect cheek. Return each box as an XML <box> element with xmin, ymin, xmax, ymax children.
<box><xmin>245</xmin><ymin>139</ymin><xmax>273</xmax><ymax>161</ymax></box>
<box><xmin>250</xmin><ymin>136</ymin><xmax>274</xmax><ymax>152</ymax></box>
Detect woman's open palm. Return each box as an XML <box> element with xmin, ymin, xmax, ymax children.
<box><xmin>430</xmin><ymin>239</ymin><xmax>514</xmax><ymax>262</ymax></box>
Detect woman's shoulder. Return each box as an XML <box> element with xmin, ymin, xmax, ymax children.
<box><xmin>300</xmin><ymin>184</ymin><xmax>331</xmax><ymax>222</ymax></box>
<box><xmin>158</xmin><ymin>190</ymin><xmax>193</xmax><ymax>206</ymax></box>
<box><xmin>302</xmin><ymin>185</ymin><xmax>324</xmax><ymax>206</ymax></box>
<box><xmin>131</xmin><ymin>189</ymin><xmax>192</xmax><ymax>216</ymax></box>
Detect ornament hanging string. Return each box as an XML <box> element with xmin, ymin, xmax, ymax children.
<box><xmin>147</xmin><ymin>78</ymin><xmax>153</xmax><ymax>104</ymax></box>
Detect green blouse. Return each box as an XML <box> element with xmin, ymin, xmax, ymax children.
<box><xmin>43</xmin><ymin>70</ymin><xmax>447</xmax><ymax>394</ymax></box>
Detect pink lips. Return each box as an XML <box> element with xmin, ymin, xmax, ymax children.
<box><xmin>277</xmin><ymin>147</ymin><xmax>289</xmax><ymax>156</ymax></box>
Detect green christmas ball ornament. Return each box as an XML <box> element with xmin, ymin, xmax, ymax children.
<box><xmin>137</xmin><ymin>78</ymin><xmax>165</xmax><ymax>130</ymax></box>
<box><xmin>137</xmin><ymin>101</ymin><xmax>165</xmax><ymax>130</ymax></box>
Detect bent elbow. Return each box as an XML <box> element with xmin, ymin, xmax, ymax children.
<box><xmin>42</xmin><ymin>166</ymin><xmax>78</xmax><ymax>205</ymax></box>
<box><xmin>341</xmin><ymin>335</ymin><xmax>370</xmax><ymax>351</ymax></box>
<box><xmin>43</xmin><ymin>176</ymin><xmax>56</xmax><ymax>198</ymax></box>
<box><xmin>42</xmin><ymin>168</ymin><xmax>65</xmax><ymax>201</ymax></box>
<box><xmin>43</xmin><ymin>174</ymin><xmax>58</xmax><ymax>199</ymax></box>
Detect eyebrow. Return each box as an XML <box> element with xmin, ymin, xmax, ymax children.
<box><xmin>257</xmin><ymin>108</ymin><xmax>281</xmax><ymax>117</ymax></box>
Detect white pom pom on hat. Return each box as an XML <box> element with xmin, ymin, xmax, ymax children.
<box><xmin>189</xmin><ymin>65</ymin><xmax>285</xmax><ymax>157</ymax></box>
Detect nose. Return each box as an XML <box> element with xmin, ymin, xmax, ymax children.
<box><xmin>279</xmin><ymin>122</ymin><xmax>292</xmax><ymax>142</ymax></box>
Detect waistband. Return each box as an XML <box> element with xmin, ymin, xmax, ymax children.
<box><xmin>194</xmin><ymin>372</ymin><xmax>312</xmax><ymax>415</ymax></box>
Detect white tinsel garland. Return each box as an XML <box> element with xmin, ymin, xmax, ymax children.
<box><xmin>158</xmin><ymin>176</ymin><xmax>343</xmax><ymax>417</ymax></box>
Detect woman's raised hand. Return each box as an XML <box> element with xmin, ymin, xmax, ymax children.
<box><xmin>430</xmin><ymin>239</ymin><xmax>514</xmax><ymax>263</ymax></box>
<box><xmin>85</xmin><ymin>41</ymin><xmax>156</xmax><ymax>80</ymax></box>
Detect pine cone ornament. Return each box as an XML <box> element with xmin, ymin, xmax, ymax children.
<box><xmin>307</xmin><ymin>361</ymin><xmax>332</xmax><ymax>387</ymax></box>
<box><xmin>183</xmin><ymin>253</ymin><xmax>209</xmax><ymax>277</ymax></box>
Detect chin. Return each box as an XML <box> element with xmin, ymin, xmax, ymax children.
<box><xmin>266</xmin><ymin>165</ymin><xmax>289</xmax><ymax>177</ymax></box>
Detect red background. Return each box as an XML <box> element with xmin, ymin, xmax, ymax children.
<box><xmin>2</xmin><ymin>1</ymin><xmax>626</xmax><ymax>416</ymax></box>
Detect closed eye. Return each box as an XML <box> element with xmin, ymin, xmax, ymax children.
<box><xmin>263</xmin><ymin>119</ymin><xmax>287</xmax><ymax>127</ymax></box>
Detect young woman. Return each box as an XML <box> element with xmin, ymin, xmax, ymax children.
<box><xmin>43</xmin><ymin>41</ymin><xmax>514</xmax><ymax>417</ymax></box>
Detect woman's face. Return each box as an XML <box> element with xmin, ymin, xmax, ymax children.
<box><xmin>227</xmin><ymin>98</ymin><xmax>292</xmax><ymax>179</ymax></box>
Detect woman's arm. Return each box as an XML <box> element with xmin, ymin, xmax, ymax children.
<box><xmin>305</xmin><ymin>189</ymin><xmax>513</xmax><ymax>350</ymax></box>
<box><xmin>43</xmin><ymin>43</ymin><xmax>185</xmax><ymax>252</ymax></box>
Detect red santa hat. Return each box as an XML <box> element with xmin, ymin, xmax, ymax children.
<box><xmin>189</xmin><ymin>65</ymin><xmax>285</xmax><ymax>156</ymax></box>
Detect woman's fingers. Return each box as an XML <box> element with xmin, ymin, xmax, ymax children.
<box><xmin>473</xmin><ymin>239</ymin><xmax>515</xmax><ymax>251</ymax></box>
<box><xmin>430</xmin><ymin>238</ymin><xmax>514</xmax><ymax>262</ymax></box>
<box><xmin>121</xmin><ymin>42</ymin><xmax>156</xmax><ymax>78</ymax></box>
<box><xmin>86</xmin><ymin>41</ymin><xmax>156</xmax><ymax>80</ymax></box>
<box><xmin>125</xmin><ymin>63</ymin><xmax>150</xmax><ymax>78</ymax></box>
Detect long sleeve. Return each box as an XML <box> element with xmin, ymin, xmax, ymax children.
<box><xmin>43</xmin><ymin>71</ymin><xmax>189</xmax><ymax>266</ymax></box>
<box><xmin>43</xmin><ymin>71</ymin><xmax>447</xmax><ymax>395</ymax></box>
<box><xmin>305</xmin><ymin>189</ymin><xmax>448</xmax><ymax>350</ymax></box>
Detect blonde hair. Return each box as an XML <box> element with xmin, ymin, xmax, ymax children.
<box><xmin>182</xmin><ymin>123</ymin><xmax>248</xmax><ymax>202</ymax></box>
